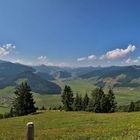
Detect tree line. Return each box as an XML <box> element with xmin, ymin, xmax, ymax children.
<box><xmin>1</xmin><ymin>82</ymin><xmax>139</xmax><ymax>119</ymax></box>
<box><xmin>61</xmin><ymin>85</ymin><xmax>117</xmax><ymax>113</ymax></box>
<box><xmin>118</xmin><ymin>100</ymin><xmax>140</xmax><ymax>112</ymax></box>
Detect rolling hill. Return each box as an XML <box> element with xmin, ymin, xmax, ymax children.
<box><xmin>0</xmin><ymin>61</ymin><xmax>61</xmax><ymax>94</ymax></box>
<box><xmin>1</xmin><ymin>60</ymin><xmax>140</xmax><ymax>112</ymax></box>
<box><xmin>34</xmin><ymin>64</ymin><xmax>140</xmax><ymax>89</ymax></box>
<box><xmin>0</xmin><ymin>60</ymin><xmax>140</xmax><ymax>94</ymax></box>
<box><xmin>79</xmin><ymin>65</ymin><xmax>140</xmax><ymax>88</ymax></box>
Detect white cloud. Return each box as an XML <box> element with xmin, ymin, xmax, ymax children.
<box><xmin>37</xmin><ymin>55</ymin><xmax>49</xmax><ymax>65</ymax></box>
<box><xmin>13</xmin><ymin>59</ymin><xmax>23</xmax><ymax>64</ymax></box>
<box><xmin>57</xmin><ymin>62</ymin><xmax>71</xmax><ymax>67</ymax></box>
<box><xmin>77</xmin><ymin>54</ymin><xmax>97</xmax><ymax>62</ymax></box>
<box><xmin>124</xmin><ymin>57</ymin><xmax>140</xmax><ymax>64</ymax></box>
<box><xmin>11</xmin><ymin>59</ymin><xmax>33</xmax><ymax>66</ymax></box>
<box><xmin>37</xmin><ymin>56</ymin><xmax>47</xmax><ymax>61</ymax></box>
<box><xmin>100</xmin><ymin>44</ymin><xmax>136</xmax><ymax>59</ymax></box>
<box><xmin>77</xmin><ymin>57</ymin><xmax>87</xmax><ymax>62</ymax></box>
<box><xmin>37</xmin><ymin>55</ymin><xmax>55</xmax><ymax>66</ymax></box>
<box><xmin>88</xmin><ymin>55</ymin><xmax>97</xmax><ymax>60</ymax></box>
<box><xmin>0</xmin><ymin>44</ymin><xmax>16</xmax><ymax>57</ymax></box>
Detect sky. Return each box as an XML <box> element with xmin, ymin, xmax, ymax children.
<box><xmin>0</xmin><ymin>0</ymin><xmax>140</xmax><ymax>67</ymax></box>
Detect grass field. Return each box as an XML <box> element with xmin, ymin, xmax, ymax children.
<box><xmin>0</xmin><ymin>87</ymin><xmax>62</xmax><ymax>114</ymax></box>
<box><xmin>1</xmin><ymin>111</ymin><xmax>140</xmax><ymax>139</ymax></box>
<box><xmin>53</xmin><ymin>79</ymin><xmax>97</xmax><ymax>94</ymax></box>
<box><xmin>1</xmin><ymin>80</ymin><xmax>140</xmax><ymax>114</ymax></box>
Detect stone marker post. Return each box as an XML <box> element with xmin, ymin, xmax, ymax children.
<box><xmin>26</xmin><ymin>122</ymin><xmax>34</xmax><ymax>140</ymax></box>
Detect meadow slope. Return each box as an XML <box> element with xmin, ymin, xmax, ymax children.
<box><xmin>1</xmin><ymin>111</ymin><xmax>140</xmax><ymax>140</ymax></box>
<box><xmin>1</xmin><ymin>83</ymin><xmax>140</xmax><ymax>114</ymax></box>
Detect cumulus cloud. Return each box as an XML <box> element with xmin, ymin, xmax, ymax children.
<box><xmin>57</xmin><ymin>62</ymin><xmax>71</xmax><ymax>67</ymax></box>
<box><xmin>100</xmin><ymin>44</ymin><xmax>136</xmax><ymax>59</ymax></box>
<box><xmin>77</xmin><ymin>57</ymin><xmax>87</xmax><ymax>62</ymax></box>
<box><xmin>124</xmin><ymin>57</ymin><xmax>140</xmax><ymax>64</ymax></box>
<box><xmin>0</xmin><ymin>44</ymin><xmax>16</xmax><ymax>57</ymax></box>
<box><xmin>38</xmin><ymin>56</ymin><xmax>47</xmax><ymax>61</ymax></box>
<box><xmin>37</xmin><ymin>56</ymin><xmax>49</xmax><ymax>65</ymax></box>
<box><xmin>37</xmin><ymin>55</ymin><xmax>56</xmax><ymax>66</ymax></box>
<box><xmin>12</xmin><ymin>59</ymin><xmax>33</xmax><ymax>65</ymax></box>
<box><xmin>37</xmin><ymin>56</ymin><xmax>71</xmax><ymax>67</ymax></box>
<box><xmin>77</xmin><ymin>54</ymin><xmax>97</xmax><ymax>62</ymax></box>
<box><xmin>77</xmin><ymin>44</ymin><xmax>136</xmax><ymax>64</ymax></box>
<box><xmin>88</xmin><ymin>55</ymin><xmax>97</xmax><ymax>60</ymax></box>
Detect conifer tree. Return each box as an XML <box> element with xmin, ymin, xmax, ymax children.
<box><xmin>9</xmin><ymin>107</ymin><xmax>14</xmax><ymax>117</ymax></box>
<box><xmin>107</xmin><ymin>88</ymin><xmax>117</xmax><ymax>112</ymax></box>
<box><xmin>94</xmin><ymin>88</ymin><xmax>105</xmax><ymax>113</ymax></box>
<box><xmin>134</xmin><ymin>103</ymin><xmax>140</xmax><ymax>111</ymax></box>
<box><xmin>73</xmin><ymin>93</ymin><xmax>80</xmax><ymax>111</ymax></box>
<box><xmin>61</xmin><ymin>85</ymin><xmax>74</xmax><ymax>111</ymax></box>
<box><xmin>86</xmin><ymin>98</ymin><xmax>94</xmax><ymax>112</ymax></box>
<box><xmin>78</xmin><ymin>94</ymin><xmax>83</xmax><ymax>111</ymax></box>
<box><xmin>13</xmin><ymin>82</ymin><xmax>37</xmax><ymax>116</ymax></box>
<box><xmin>82</xmin><ymin>93</ymin><xmax>89</xmax><ymax>111</ymax></box>
<box><xmin>100</xmin><ymin>94</ymin><xmax>109</xmax><ymax>113</ymax></box>
<box><xmin>128</xmin><ymin>101</ymin><xmax>135</xmax><ymax>112</ymax></box>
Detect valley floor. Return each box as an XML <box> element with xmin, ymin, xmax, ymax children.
<box><xmin>0</xmin><ymin>111</ymin><xmax>140</xmax><ymax>140</ymax></box>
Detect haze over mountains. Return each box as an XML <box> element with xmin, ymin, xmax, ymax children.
<box><xmin>0</xmin><ymin>60</ymin><xmax>140</xmax><ymax>94</ymax></box>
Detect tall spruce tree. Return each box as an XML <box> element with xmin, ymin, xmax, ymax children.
<box><xmin>78</xmin><ymin>94</ymin><xmax>83</xmax><ymax>111</ymax></box>
<box><xmin>128</xmin><ymin>101</ymin><xmax>135</xmax><ymax>112</ymax></box>
<box><xmin>61</xmin><ymin>85</ymin><xmax>74</xmax><ymax>111</ymax></box>
<box><xmin>73</xmin><ymin>93</ymin><xmax>83</xmax><ymax>111</ymax></box>
<box><xmin>100</xmin><ymin>94</ymin><xmax>109</xmax><ymax>113</ymax></box>
<box><xmin>107</xmin><ymin>88</ymin><xmax>117</xmax><ymax>113</ymax></box>
<box><xmin>73</xmin><ymin>93</ymin><xmax>80</xmax><ymax>111</ymax></box>
<box><xmin>13</xmin><ymin>82</ymin><xmax>37</xmax><ymax>116</ymax></box>
<box><xmin>86</xmin><ymin>98</ymin><xmax>94</xmax><ymax>112</ymax></box>
<box><xmin>82</xmin><ymin>93</ymin><xmax>89</xmax><ymax>111</ymax></box>
<box><xmin>94</xmin><ymin>88</ymin><xmax>105</xmax><ymax>113</ymax></box>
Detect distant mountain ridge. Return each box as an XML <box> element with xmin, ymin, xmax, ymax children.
<box><xmin>1</xmin><ymin>60</ymin><xmax>140</xmax><ymax>94</ymax></box>
<box><xmin>0</xmin><ymin>61</ymin><xmax>61</xmax><ymax>94</ymax></box>
<box><xmin>79</xmin><ymin>65</ymin><xmax>140</xmax><ymax>88</ymax></box>
<box><xmin>34</xmin><ymin>64</ymin><xmax>140</xmax><ymax>88</ymax></box>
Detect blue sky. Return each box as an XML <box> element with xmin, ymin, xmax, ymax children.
<box><xmin>0</xmin><ymin>0</ymin><xmax>140</xmax><ymax>67</ymax></box>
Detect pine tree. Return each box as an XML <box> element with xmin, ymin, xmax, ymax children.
<box><xmin>134</xmin><ymin>103</ymin><xmax>140</xmax><ymax>111</ymax></box>
<box><xmin>100</xmin><ymin>94</ymin><xmax>109</xmax><ymax>113</ymax></box>
<box><xmin>73</xmin><ymin>93</ymin><xmax>80</xmax><ymax>111</ymax></box>
<box><xmin>61</xmin><ymin>85</ymin><xmax>74</xmax><ymax>111</ymax></box>
<box><xmin>73</xmin><ymin>93</ymin><xmax>83</xmax><ymax>111</ymax></box>
<box><xmin>82</xmin><ymin>93</ymin><xmax>89</xmax><ymax>111</ymax></box>
<box><xmin>108</xmin><ymin>88</ymin><xmax>117</xmax><ymax>113</ymax></box>
<box><xmin>13</xmin><ymin>82</ymin><xmax>37</xmax><ymax>116</ymax></box>
<box><xmin>86</xmin><ymin>98</ymin><xmax>94</xmax><ymax>112</ymax></box>
<box><xmin>128</xmin><ymin>101</ymin><xmax>135</xmax><ymax>112</ymax></box>
<box><xmin>78</xmin><ymin>94</ymin><xmax>83</xmax><ymax>111</ymax></box>
<box><xmin>9</xmin><ymin>107</ymin><xmax>14</xmax><ymax>117</ymax></box>
<box><xmin>94</xmin><ymin>88</ymin><xmax>105</xmax><ymax>113</ymax></box>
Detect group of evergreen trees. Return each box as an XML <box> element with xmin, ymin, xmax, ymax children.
<box><xmin>119</xmin><ymin>101</ymin><xmax>140</xmax><ymax>112</ymax></box>
<box><xmin>61</xmin><ymin>85</ymin><xmax>117</xmax><ymax>113</ymax></box>
<box><xmin>2</xmin><ymin>81</ymin><xmax>140</xmax><ymax>119</ymax></box>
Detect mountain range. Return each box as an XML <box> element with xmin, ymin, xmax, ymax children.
<box><xmin>0</xmin><ymin>60</ymin><xmax>140</xmax><ymax>94</ymax></box>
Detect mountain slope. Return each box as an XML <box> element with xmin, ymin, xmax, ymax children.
<box><xmin>1</xmin><ymin>60</ymin><xmax>140</xmax><ymax>93</ymax></box>
<box><xmin>79</xmin><ymin>65</ymin><xmax>140</xmax><ymax>87</ymax></box>
<box><xmin>14</xmin><ymin>71</ymin><xmax>61</xmax><ymax>94</ymax></box>
<box><xmin>0</xmin><ymin>61</ymin><xmax>61</xmax><ymax>94</ymax></box>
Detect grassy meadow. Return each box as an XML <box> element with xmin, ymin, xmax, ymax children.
<box><xmin>1</xmin><ymin>79</ymin><xmax>140</xmax><ymax>114</ymax></box>
<box><xmin>0</xmin><ymin>78</ymin><xmax>140</xmax><ymax>139</ymax></box>
<box><xmin>1</xmin><ymin>111</ymin><xmax>140</xmax><ymax>140</ymax></box>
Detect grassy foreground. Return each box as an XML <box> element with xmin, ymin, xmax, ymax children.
<box><xmin>1</xmin><ymin>111</ymin><xmax>140</xmax><ymax>140</ymax></box>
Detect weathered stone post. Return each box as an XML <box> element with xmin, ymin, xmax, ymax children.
<box><xmin>26</xmin><ymin>122</ymin><xmax>34</xmax><ymax>140</ymax></box>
